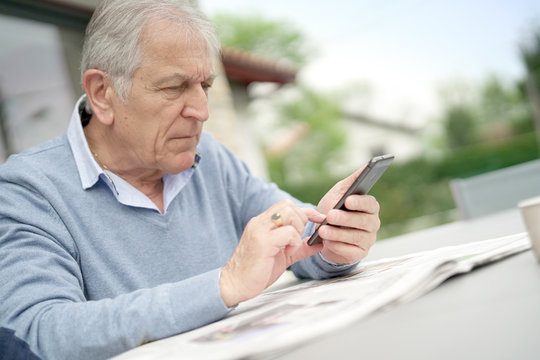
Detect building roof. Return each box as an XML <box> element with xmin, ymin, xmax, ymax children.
<box><xmin>221</xmin><ymin>47</ymin><xmax>298</xmax><ymax>86</ymax></box>
<box><xmin>343</xmin><ymin>111</ymin><xmax>421</xmax><ymax>135</ymax></box>
<box><xmin>0</xmin><ymin>1</ymin><xmax>298</xmax><ymax>86</ymax></box>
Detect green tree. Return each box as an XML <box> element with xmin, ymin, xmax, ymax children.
<box><xmin>480</xmin><ymin>77</ymin><xmax>524</xmax><ymax>121</ymax></box>
<box><xmin>443</xmin><ymin>105</ymin><xmax>477</xmax><ymax>149</ymax></box>
<box><xmin>437</xmin><ymin>75</ymin><xmax>532</xmax><ymax>151</ymax></box>
<box><xmin>521</xmin><ymin>28</ymin><xmax>540</xmax><ymax>88</ymax></box>
<box><xmin>212</xmin><ymin>13</ymin><xmax>312</xmax><ymax>65</ymax></box>
<box><xmin>212</xmin><ymin>13</ymin><xmax>342</xmax><ymax>203</ymax></box>
<box><xmin>266</xmin><ymin>87</ymin><xmax>347</xmax><ymax>204</ymax></box>
<box><xmin>520</xmin><ymin>26</ymin><xmax>540</xmax><ymax>154</ymax></box>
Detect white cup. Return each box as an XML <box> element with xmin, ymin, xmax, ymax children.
<box><xmin>519</xmin><ymin>195</ymin><xmax>540</xmax><ymax>262</ymax></box>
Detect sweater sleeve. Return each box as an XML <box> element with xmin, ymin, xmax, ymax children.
<box><xmin>0</xmin><ymin>180</ymin><xmax>231</xmax><ymax>360</ymax></box>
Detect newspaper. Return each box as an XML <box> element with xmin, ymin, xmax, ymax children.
<box><xmin>114</xmin><ymin>232</ymin><xmax>530</xmax><ymax>360</ymax></box>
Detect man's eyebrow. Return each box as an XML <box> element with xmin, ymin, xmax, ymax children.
<box><xmin>153</xmin><ymin>73</ymin><xmax>216</xmax><ymax>87</ymax></box>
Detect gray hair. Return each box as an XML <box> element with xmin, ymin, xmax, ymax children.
<box><xmin>81</xmin><ymin>0</ymin><xmax>220</xmax><ymax>104</ymax></box>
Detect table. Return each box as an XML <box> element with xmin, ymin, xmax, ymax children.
<box><xmin>272</xmin><ymin>208</ymin><xmax>540</xmax><ymax>360</ymax></box>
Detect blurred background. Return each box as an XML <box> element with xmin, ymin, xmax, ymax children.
<box><xmin>1</xmin><ymin>0</ymin><xmax>539</xmax><ymax>238</ymax></box>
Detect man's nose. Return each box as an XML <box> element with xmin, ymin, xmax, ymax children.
<box><xmin>181</xmin><ymin>86</ymin><xmax>209</xmax><ymax>122</ymax></box>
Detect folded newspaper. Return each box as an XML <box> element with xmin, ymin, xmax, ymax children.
<box><xmin>114</xmin><ymin>232</ymin><xmax>530</xmax><ymax>360</ymax></box>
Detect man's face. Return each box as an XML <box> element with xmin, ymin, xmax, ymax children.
<box><xmin>109</xmin><ymin>20</ymin><xmax>214</xmax><ymax>176</ymax></box>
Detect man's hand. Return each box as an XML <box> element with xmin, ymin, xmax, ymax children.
<box><xmin>219</xmin><ymin>199</ymin><xmax>325</xmax><ymax>307</ymax></box>
<box><xmin>316</xmin><ymin>168</ymin><xmax>381</xmax><ymax>265</ymax></box>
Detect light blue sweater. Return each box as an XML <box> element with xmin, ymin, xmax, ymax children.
<box><xmin>0</xmin><ymin>127</ymin><xmax>355</xmax><ymax>359</ymax></box>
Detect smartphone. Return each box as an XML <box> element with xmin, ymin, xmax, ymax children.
<box><xmin>307</xmin><ymin>154</ymin><xmax>394</xmax><ymax>246</ymax></box>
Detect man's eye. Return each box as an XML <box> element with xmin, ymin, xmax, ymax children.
<box><xmin>201</xmin><ymin>82</ymin><xmax>212</xmax><ymax>91</ymax></box>
<box><xmin>163</xmin><ymin>85</ymin><xmax>186</xmax><ymax>93</ymax></box>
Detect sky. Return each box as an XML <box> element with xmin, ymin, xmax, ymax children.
<box><xmin>200</xmin><ymin>0</ymin><xmax>540</xmax><ymax>126</ymax></box>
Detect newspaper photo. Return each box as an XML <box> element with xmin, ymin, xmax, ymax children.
<box><xmin>114</xmin><ymin>232</ymin><xmax>531</xmax><ymax>360</ymax></box>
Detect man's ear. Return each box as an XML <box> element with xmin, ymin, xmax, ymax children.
<box><xmin>82</xmin><ymin>69</ymin><xmax>116</xmax><ymax>126</ymax></box>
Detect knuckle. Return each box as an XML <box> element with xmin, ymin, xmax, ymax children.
<box><xmin>351</xmin><ymin>215</ymin><xmax>367</xmax><ymax>232</ymax></box>
<box><xmin>361</xmin><ymin>195</ymin><xmax>379</xmax><ymax>213</ymax></box>
<box><xmin>374</xmin><ymin>217</ymin><xmax>381</xmax><ymax>231</ymax></box>
<box><xmin>326</xmin><ymin>210</ymin><xmax>341</xmax><ymax>225</ymax></box>
<box><xmin>364</xmin><ymin>214</ymin><xmax>380</xmax><ymax>233</ymax></box>
<box><xmin>360</xmin><ymin>214</ymin><xmax>380</xmax><ymax>233</ymax></box>
<box><xmin>281</xmin><ymin>199</ymin><xmax>295</xmax><ymax>208</ymax></box>
<box><xmin>284</xmin><ymin>225</ymin><xmax>300</xmax><ymax>239</ymax></box>
<box><xmin>320</xmin><ymin>225</ymin><xmax>334</xmax><ymax>239</ymax></box>
<box><xmin>353</xmin><ymin>229</ymin><xmax>365</xmax><ymax>245</ymax></box>
<box><xmin>370</xmin><ymin>196</ymin><xmax>380</xmax><ymax>213</ymax></box>
<box><xmin>374</xmin><ymin>199</ymin><xmax>381</xmax><ymax>213</ymax></box>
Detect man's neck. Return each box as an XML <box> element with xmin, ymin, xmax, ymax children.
<box><xmin>83</xmin><ymin>116</ymin><xmax>166</xmax><ymax>213</ymax></box>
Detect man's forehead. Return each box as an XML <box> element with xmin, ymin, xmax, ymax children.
<box><xmin>141</xmin><ymin>18</ymin><xmax>209</xmax><ymax>51</ymax></box>
<box><xmin>140</xmin><ymin>22</ymin><xmax>213</xmax><ymax>63</ymax></box>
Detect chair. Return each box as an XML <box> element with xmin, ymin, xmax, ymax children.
<box><xmin>450</xmin><ymin>159</ymin><xmax>540</xmax><ymax>220</ymax></box>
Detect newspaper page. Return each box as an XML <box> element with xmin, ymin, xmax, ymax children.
<box><xmin>114</xmin><ymin>232</ymin><xmax>530</xmax><ymax>360</ymax></box>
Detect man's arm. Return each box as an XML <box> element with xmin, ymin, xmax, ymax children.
<box><xmin>213</xmin><ymin>138</ymin><xmax>379</xmax><ymax>286</ymax></box>
<box><xmin>0</xmin><ymin>182</ymin><xmax>230</xmax><ymax>360</ymax></box>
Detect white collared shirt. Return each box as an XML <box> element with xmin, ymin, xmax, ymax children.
<box><xmin>67</xmin><ymin>96</ymin><xmax>197</xmax><ymax>214</ymax></box>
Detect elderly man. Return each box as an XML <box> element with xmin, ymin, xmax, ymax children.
<box><xmin>0</xmin><ymin>0</ymin><xmax>380</xmax><ymax>359</ymax></box>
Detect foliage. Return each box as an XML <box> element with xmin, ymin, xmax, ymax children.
<box><xmin>267</xmin><ymin>48</ymin><xmax>539</xmax><ymax>240</ymax></box>
<box><xmin>479</xmin><ymin>77</ymin><xmax>524</xmax><ymax>124</ymax></box>
<box><xmin>212</xmin><ymin>13</ymin><xmax>312</xmax><ymax>65</ymax></box>
<box><xmin>520</xmin><ymin>27</ymin><xmax>540</xmax><ymax>85</ymax></box>
<box><xmin>436</xmin><ymin>132</ymin><xmax>538</xmax><ymax>178</ymax></box>
<box><xmin>266</xmin><ymin>87</ymin><xmax>347</xmax><ymax>191</ymax></box>
<box><xmin>277</xmin><ymin>131</ymin><xmax>538</xmax><ymax>240</ymax></box>
<box><xmin>211</xmin><ymin>13</ymin><xmax>344</xmax><ymax>202</ymax></box>
<box><xmin>379</xmin><ymin>131</ymin><xmax>538</xmax><ymax>238</ymax></box>
<box><xmin>215</xmin><ymin>12</ymin><xmax>540</xmax><ymax>240</ymax></box>
<box><xmin>437</xmin><ymin>75</ymin><xmax>532</xmax><ymax>150</ymax></box>
<box><xmin>519</xmin><ymin>25</ymin><xmax>540</xmax><ymax>155</ymax></box>
<box><xmin>443</xmin><ymin>105</ymin><xmax>477</xmax><ymax>148</ymax></box>
<box><xmin>270</xmin><ymin>79</ymin><xmax>539</xmax><ymax>238</ymax></box>
<box><xmin>372</xmin><ymin>27</ymin><xmax>540</xmax><ymax>238</ymax></box>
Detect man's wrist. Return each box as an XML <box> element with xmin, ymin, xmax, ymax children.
<box><xmin>317</xmin><ymin>252</ymin><xmax>355</xmax><ymax>267</ymax></box>
<box><xmin>219</xmin><ymin>266</ymin><xmax>240</xmax><ymax>308</ymax></box>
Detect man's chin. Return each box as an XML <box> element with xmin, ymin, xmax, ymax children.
<box><xmin>164</xmin><ymin>153</ymin><xmax>197</xmax><ymax>175</ymax></box>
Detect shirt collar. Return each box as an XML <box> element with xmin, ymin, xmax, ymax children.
<box><xmin>67</xmin><ymin>95</ymin><xmax>200</xmax><ymax>213</ymax></box>
<box><xmin>67</xmin><ymin>96</ymin><xmax>103</xmax><ymax>190</ymax></box>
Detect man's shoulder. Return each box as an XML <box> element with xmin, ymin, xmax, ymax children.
<box><xmin>0</xmin><ymin>135</ymin><xmax>72</xmax><ymax>178</ymax></box>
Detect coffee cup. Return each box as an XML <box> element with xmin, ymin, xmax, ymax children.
<box><xmin>519</xmin><ymin>195</ymin><xmax>540</xmax><ymax>261</ymax></box>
